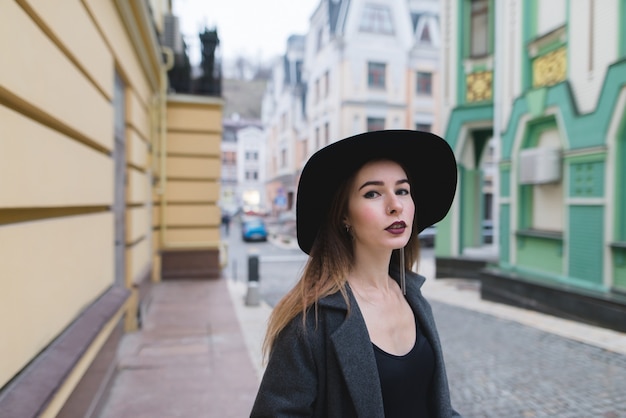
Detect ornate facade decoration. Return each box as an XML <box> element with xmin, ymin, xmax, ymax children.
<box><xmin>466</xmin><ymin>70</ymin><xmax>493</xmax><ymax>102</ymax></box>
<box><xmin>533</xmin><ymin>47</ymin><xmax>567</xmax><ymax>88</ymax></box>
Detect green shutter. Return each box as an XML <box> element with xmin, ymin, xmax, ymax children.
<box><xmin>568</xmin><ymin>205</ymin><xmax>604</xmax><ymax>285</ymax></box>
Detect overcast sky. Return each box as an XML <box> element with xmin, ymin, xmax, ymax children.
<box><xmin>173</xmin><ymin>0</ymin><xmax>319</xmax><ymax>66</ymax></box>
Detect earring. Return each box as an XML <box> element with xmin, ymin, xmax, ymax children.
<box><xmin>399</xmin><ymin>247</ymin><xmax>406</xmax><ymax>295</ymax></box>
<box><xmin>345</xmin><ymin>224</ymin><xmax>351</xmax><ymax>233</ymax></box>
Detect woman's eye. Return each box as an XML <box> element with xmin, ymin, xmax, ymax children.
<box><xmin>363</xmin><ymin>191</ymin><xmax>379</xmax><ymax>199</ymax></box>
<box><xmin>396</xmin><ymin>188</ymin><xmax>410</xmax><ymax>196</ymax></box>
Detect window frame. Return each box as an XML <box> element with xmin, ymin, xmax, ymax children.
<box><xmin>416</xmin><ymin>71</ymin><xmax>433</xmax><ymax>95</ymax></box>
<box><xmin>469</xmin><ymin>0</ymin><xmax>490</xmax><ymax>58</ymax></box>
<box><xmin>367</xmin><ymin>117</ymin><xmax>385</xmax><ymax>132</ymax></box>
<box><xmin>367</xmin><ymin>62</ymin><xmax>386</xmax><ymax>89</ymax></box>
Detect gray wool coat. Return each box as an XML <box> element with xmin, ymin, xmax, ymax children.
<box><xmin>250</xmin><ymin>268</ymin><xmax>462</xmax><ymax>418</ymax></box>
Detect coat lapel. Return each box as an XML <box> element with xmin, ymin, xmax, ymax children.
<box><xmin>317</xmin><ymin>272</ymin><xmax>443</xmax><ymax>418</ymax></box>
<box><xmin>321</xmin><ymin>290</ymin><xmax>385</xmax><ymax>418</ymax></box>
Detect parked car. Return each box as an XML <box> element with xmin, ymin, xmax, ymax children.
<box><xmin>419</xmin><ymin>225</ymin><xmax>436</xmax><ymax>247</ymax></box>
<box><xmin>276</xmin><ymin>211</ymin><xmax>297</xmax><ymax>236</ymax></box>
<box><xmin>241</xmin><ymin>216</ymin><xmax>268</xmax><ymax>242</ymax></box>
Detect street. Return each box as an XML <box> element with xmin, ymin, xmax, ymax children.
<box><xmin>224</xmin><ymin>218</ymin><xmax>626</xmax><ymax>417</ymax></box>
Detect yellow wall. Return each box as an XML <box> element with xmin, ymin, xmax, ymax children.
<box><xmin>162</xmin><ymin>95</ymin><xmax>223</xmax><ymax>248</ymax></box>
<box><xmin>0</xmin><ymin>214</ymin><xmax>114</xmax><ymax>386</ymax></box>
<box><xmin>0</xmin><ymin>0</ymin><xmax>161</xmax><ymax>390</ymax></box>
<box><xmin>0</xmin><ymin>106</ymin><xmax>113</xmax><ymax>207</ymax></box>
<box><xmin>0</xmin><ymin>0</ymin><xmax>224</xmax><ymax>398</ymax></box>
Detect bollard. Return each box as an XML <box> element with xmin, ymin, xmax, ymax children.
<box><xmin>245</xmin><ymin>254</ymin><xmax>260</xmax><ymax>306</ymax></box>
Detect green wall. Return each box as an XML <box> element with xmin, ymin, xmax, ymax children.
<box><xmin>613</xmin><ymin>248</ymin><xmax>626</xmax><ymax>290</ymax></box>
<box><xmin>434</xmin><ymin>211</ymin><xmax>454</xmax><ymax>257</ymax></box>
<box><xmin>516</xmin><ymin>235</ymin><xmax>563</xmax><ymax>275</ymax></box>
<box><xmin>568</xmin><ymin>205</ymin><xmax>604</xmax><ymax>286</ymax></box>
<box><xmin>444</xmin><ymin>104</ymin><xmax>494</xmax><ymax>152</ymax></box>
<box><xmin>620</xmin><ymin>0</ymin><xmax>626</xmax><ymax>58</ymax></box>
<box><xmin>501</xmin><ymin>61</ymin><xmax>626</xmax><ymax>159</ymax></box>
<box><xmin>460</xmin><ymin>167</ymin><xmax>481</xmax><ymax>249</ymax></box>
<box><xmin>444</xmin><ymin>3</ymin><xmax>626</xmax><ymax>295</ymax></box>
<box><xmin>500</xmin><ymin>204</ymin><xmax>510</xmax><ymax>265</ymax></box>
<box><xmin>616</xmin><ymin>115</ymin><xmax>626</xmax><ymax>242</ymax></box>
<box><xmin>569</xmin><ymin>161</ymin><xmax>605</xmax><ymax>198</ymax></box>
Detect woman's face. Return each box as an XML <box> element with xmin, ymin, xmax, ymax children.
<box><xmin>344</xmin><ymin>160</ymin><xmax>415</xmax><ymax>254</ymax></box>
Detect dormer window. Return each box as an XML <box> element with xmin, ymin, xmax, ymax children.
<box><xmin>359</xmin><ymin>4</ymin><xmax>394</xmax><ymax>35</ymax></box>
<box><xmin>420</xmin><ymin>24</ymin><xmax>431</xmax><ymax>43</ymax></box>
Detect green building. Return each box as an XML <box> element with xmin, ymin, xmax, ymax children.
<box><xmin>438</xmin><ymin>0</ymin><xmax>626</xmax><ymax>332</ymax></box>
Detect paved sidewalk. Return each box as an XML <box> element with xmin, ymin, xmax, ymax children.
<box><xmin>97</xmin><ymin>278</ymin><xmax>264</xmax><ymax>418</ymax></box>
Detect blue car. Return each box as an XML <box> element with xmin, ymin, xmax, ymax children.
<box><xmin>241</xmin><ymin>216</ymin><xmax>268</xmax><ymax>242</ymax></box>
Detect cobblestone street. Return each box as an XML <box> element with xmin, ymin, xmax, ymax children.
<box><xmin>433</xmin><ymin>301</ymin><xmax>626</xmax><ymax>417</ymax></box>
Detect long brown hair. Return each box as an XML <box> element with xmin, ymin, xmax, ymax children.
<box><xmin>262</xmin><ymin>159</ymin><xmax>421</xmax><ymax>359</ymax></box>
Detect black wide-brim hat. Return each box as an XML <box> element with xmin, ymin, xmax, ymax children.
<box><xmin>296</xmin><ymin>130</ymin><xmax>457</xmax><ymax>255</ymax></box>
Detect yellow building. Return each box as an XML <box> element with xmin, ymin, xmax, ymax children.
<box><xmin>0</xmin><ymin>1</ymin><xmax>223</xmax><ymax>416</ymax></box>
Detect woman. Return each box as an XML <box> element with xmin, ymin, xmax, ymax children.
<box><xmin>251</xmin><ymin>130</ymin><xmax>461</xmax><ymax>417</ymax></box>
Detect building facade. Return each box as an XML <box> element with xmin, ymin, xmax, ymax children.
<box><xmin>0</xmin><ymin>1</ymin><xmax>223</xmax><ymax>416</ymax></box>
<box><xmin>262</xmin><ymin>35</ymin><xmax>308</xmax><ymax>214</ymax></box>
<box><xmin>438</xmin><ymin>0</ymin><xmax>626</xmax><ymax>331</ymax></box>
<box><xmin>220</xmin><ymin>117</ymin><xmax>267</xmax><ymax>215</ymax></box>
<box><xmin>262</xmin><ymin>0</ymin><xmax>443</xmax><ymax>213</ymax></box>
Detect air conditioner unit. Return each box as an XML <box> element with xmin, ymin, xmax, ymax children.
<box><xmin>519</xmin><ymin>147</ymin><xmax>561</xmax><ymax>184</ymax></box>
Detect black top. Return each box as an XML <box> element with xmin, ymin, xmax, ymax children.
<box><xmin>373</xmin><ymin>319</ymin><xmax>435</xmax><ymax>418</ymax></box>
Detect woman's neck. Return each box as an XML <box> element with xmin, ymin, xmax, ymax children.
<box><xmin>348</xmin><ymin>249</ymin><xmax>393</xmax><ymax>291</ymax></box>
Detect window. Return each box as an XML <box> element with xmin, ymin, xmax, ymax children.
<box><xmin>324</xmin><ymin>122</ymin><xmax>329</xmax><ymax>145</ymax></box>
<box><xmin>245</xmin><ymin>171</ymin><xmax>258</xmax><ymax>180</ymax></box>
<box><xmin>222</xmin><ymin>151</ymin><xmax>236</xmax><ymax>164</ymax></box>
<box><xmin>245</xmin><ymin>151</ymin><xmax>258</xmax><ymax>161</ymax></box>
<box><xmin>367</xmin><ymin>117</ymin><xmax>385</xmax><ymax>132</ymax></box>
<box><xmin>316</xmin><ymin>27</ymin><xmax>324</xmax><ymax>52</ymax></box>
<box><xmin>420</xmin><ymin>24</ymin><xmax>431</xmax><ymax>43</ymax></box>
<box><xmin>537</xmin><ymin>0</ymin><xmax>565</xmax><ymax>35</ymax></box>
<box><xmin>470</xmin><ymin>0</ymin><xmax>489</xmax><ymax>57</ymax></box>
<box><xmin>368</xmin><ymin>62</ymin><xmax>386</xmax><ymax>89</ymax></box>
<box><xmin>416</xmin><ymin>71</ymin><xmax>432</xmax><ymax>95</ymax></box>
<box><xmin>315</xmin><ymin>79</ymin><xmax>320</xmax><ymax>104</ymax></box>
<box><xmin>520</xmin><ymin>122</ymin><xmax>564</xmax><ymax>232</ymax></box>
<box><xmin>415</xmin><ymin>123</ymin><xmax>432</xmax><ymax>132</ymax></box>
<box><xmin>315</xmin><ymin>126</ymin><xmax>320</xmax><ymax>150</ymax></box>
<box><xmin>323</xmin><ymin>71</ymin><xmax>329</xmax><ymax>98</ymax></box>
<box><xmin>359</xmin><ymin>4</ymin><xmax>394</xmax><ymax>34</ymax></box>
<box><xmin>223</xmin><ymin>130</ymin><xmax>236</xmax><ymax>142</ymax></box>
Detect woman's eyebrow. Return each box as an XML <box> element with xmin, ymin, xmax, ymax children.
<box><xmin>358</xmin><ymin>178</ymin><xmax>409</xmax><ymax>190</ymax></box>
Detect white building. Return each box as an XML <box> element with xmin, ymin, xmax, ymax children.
<box><xmin>220</xmin><ymin>116</ymin><xmax>266</xmax><ymax>215</ymax></box>
<box><xmin>262</xmin><ymin>35</ymin><xmax>308</xmax><ymax>214</ymax></box>
<box><xmin>262</xmin><ymin>0</ymin><xmax>442</xmax><ymax>210</ymax></box>
<box><xmin>237</xmin><ymin>125</ymin><xmax>267</xmax><ymax>214</ymax></box>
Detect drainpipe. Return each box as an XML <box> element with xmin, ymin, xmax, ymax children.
<box><xmin>492</xmin><ymin>1</ymin><xmax>503</xmax><ymax>256</ymax></box>
<box><xmin>159</xmin><ymin>47</ymin><xmax>174</xmax><ymax>248</ymax></box>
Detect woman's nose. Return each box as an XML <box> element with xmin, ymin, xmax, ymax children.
<box><xmin>387</xmin><ymin>197</ymin><xmax>403</xmax><ymax>215</ymax></box>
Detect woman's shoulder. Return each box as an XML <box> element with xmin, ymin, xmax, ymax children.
<box><xmin>280</xmin><ymin>290</ymin><xmax>350</xmax><ymax>337</ymax></box>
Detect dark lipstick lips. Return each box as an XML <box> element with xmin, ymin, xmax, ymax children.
<box><xmin>386</xmin><ymin>221</ymin><xmax>406</xmax><ymax>230</ymax></box>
